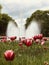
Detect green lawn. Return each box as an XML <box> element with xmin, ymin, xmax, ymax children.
<box><xmin>0</xmin><ymin>40</ymin><xmax>49</xmax><ymax>65</ymax></box>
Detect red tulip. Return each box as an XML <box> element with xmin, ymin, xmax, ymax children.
<box><xmin>21</xmin><ymin>39</ymin><xmax>27</xmax><ymax>44</ymax></box>
<box><xmin>21</xmin><ymin>38</ymin><xmax>25</xmax><ymax>43</ymax></box>
<box><xmin>38</xmin><ymin>34</ymin><xmax>43</xmax><ymax>39</ymax></box>
<box><xmin>4</xmin><ymin>50</ymin><xmax>15</xmax><ymax>61</ymax></box>
<box><xmin>33</xmin><ymin>35</ymin><xmax>38</xmax><ymax>40</ymax></box>
<box><xmin>21</xmin><ymin>39</ymin><xmax>24</xmax><ymax>43</ymax></box>
<box><xmin>25</xmin><ymin>39</ymin><xmax>32</xmax><ymax>46</ymax></box>
<box><xmin>21</xmin><ymin>37</ymin><xmax>25</xmax><ymax>42</ymax></box>
<box><xmin>10</xmin><ymin>36</ymin><xmax>16</xmax><ymax>41</ymax></box>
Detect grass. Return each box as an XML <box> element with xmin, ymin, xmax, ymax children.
<box><xmin>0</xmin><ymin>40</ymin><xmax>49</xmax><ymax>65</ymax></box>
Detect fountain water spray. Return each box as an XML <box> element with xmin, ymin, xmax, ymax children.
<box><xmin>26</xmin><ymin>21</ymin><xmax>41</xmax><ymax>38</ymax></box>
<box><xmin>6</xmin><ymin>20</ymin><xmax>41</xmax><ymax>39</ymax></box>
<box><xmin>6</xmin><ymin>8</ymin><xmax>41</xmax><ymax>39</ymax></box>
<box><xmin>6</xmin><ymin>21</ymin><xmax>19</xmax><ymax>39</ymax></box>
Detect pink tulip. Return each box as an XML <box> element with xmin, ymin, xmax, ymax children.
<box><xmin>28</xmin><ymin>38</ymin><xmax>34</xmax><ymax>42</ymax></box>
<box><xmin>19</xmin><ymin>42</ymin><xmax>23</xmax><ymax>47</ymax></box>
<box><xmin>32</xmin><ymin>37</ymin><xmax>34</xmax><ymax>42</ymax></box>
<box><xmin>1</xmin><ymin>36</ymin><xmax>7</xmax><ymax>39</ymax></box>
<box><xmin>4</xmin><ymin>50</ymin><xmax>15</xmax><ymax>61</ymax></box>
<box><xmin>42</xmin><ymin>37</ymin><xmax>47</xmax><ymax>41</ymax></box>
<box><xmin>41</xmin><ymin>41</ymin><xmax>45</xmax><ymax>45</ymax></box>
<box><xmin>35</xmin><ymin>39</ymin><xmax>40</xmax><ymax>44</ymax></box>
<box><xmin>1</xmin><ymin>39</ymin><xmax>7</xmax><ymax>43</ymax></box>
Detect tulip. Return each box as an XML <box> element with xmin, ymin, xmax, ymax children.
<box><xmin>21</xmin><ymin>39</ymin><xmax>25</xmax><ymax>43</ymax></box>
<box><xmin>21</xmin><ymin>39</ymin><xmax>27</xmax><ymax>44</ymax></box>
<box><xmin>25</xmin><ymin>39</ymin><xmax>32</xmax><ymax>46</ymax></box>
<box><xmin>41</xmin><ymin>41</ymin><xmax>45</xmax><ymax>45</ymax></box>
<box><xmin>4</xmin><ymin>50</ymin><xmax>15</xmax><ymax>61</ymax></box>
<box><xmin>43</xmin><ymin>46</ymin><xmax>48</xmax><ymax>50</ymax></box>
<box><xmin>38</xmin><ymin>34</ymin><xmax>43</xmax><ymax>40</ymax></box>
<box><xmin>1</xmin><ymin>39</ymin><xmax>7</xmax><ymax>43</ymax></box>
<box><xmin>21</xmin><ymin>38</ymin><xmax>25</xmax><ymax>43</ymax></box>
<box><xmin>19</xmin><ymin>42</ymin><xmax>23</xmax><ymax>49</ymax></box>
<box><xmin>10</xmin><ymin>36</ymin><xmax>16</xmax><ymax>41</ymax></box>
<box><xmin>33</xmin><ymin>35</ymin><xmax>38</xmax><ymax>40</ymax></box>
<box><xmin>32</xmin><ymin>37</ymin><xmax>34</xmax><ymax>42</ymax></box>
<box><xmin>35</xmin><ymin>39</ymin><xmax>40</xmax><ymax>44</ymax></box>
<box><xmin>42</xmin><ymin>37</ymin><xmax>47</xmax><ymax>41</ymax></box>
<box><xmin>1</xmin><ymin>36</ymin><xmax>7</xmax><ymax>39</ymax></box>
<box><xmin>44</xmin><ymin>61</ymin><xmax>48</xmax><ymax>65</ymax></box>
<box><xmin>19</xmin><ymin>42</ymin><xmax>23</xmax><ymax>47</ymax></box>
<box><xmin>28</xmin><ymin>38</ymin><xmax>33</xmax><ymax>42</ymax></box>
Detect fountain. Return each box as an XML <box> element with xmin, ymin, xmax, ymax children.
<box><xmin>6</xmin><ymin>20</ymin><xmax>41</xmax><ymax>39</ymax></box>
<box><xmin>6</xmin><ymin>21</ymin><xmax>19</xmax><ymax>39</ymax></box>
<box><xmin>26</xmin><ymin>21</ymin><xmax>41</xmax><ymax>38</ymax></box>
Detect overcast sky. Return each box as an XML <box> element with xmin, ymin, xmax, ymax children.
<box><xmin>0</xmin><ymin>0</ymin><xmax>49</xmax><ymax>19</ymax></box>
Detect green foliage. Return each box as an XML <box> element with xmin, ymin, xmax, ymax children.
<box><xmin>0</xmin><ymin>41</ymin><xmax>49</xmax><ymax>65</ymax></box>
<box><xmin>0</xmin><ymin>4</ymin><xmax>2</xmax><ymax>13</ymax></box>
<box><xmin>0</xmin><ymin>13</ymin><xmax>13</xmax><ymax>35</ymax></box>
<box><xmin>0</xmin><ymin>5</ymin><xmax>2</xmax><ymax>10</ymax></box>
<box><xmin>0</xmin><ymin>5</ymin><xmax>17</xmax><ymax>36</ymax></box>
<box><xmin>25</xmin><ymin>10</ymin><xmax>49</xmax><ymax>37</ymax></box>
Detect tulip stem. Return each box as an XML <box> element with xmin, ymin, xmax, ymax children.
<box><xmin>9</xmin><ymin>61</ymin><xmax>12</xmax><ymax>65</ymax></box>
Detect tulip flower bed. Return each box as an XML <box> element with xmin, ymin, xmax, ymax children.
<box><xmin>0</xmin><ymin>34</ymin><xmax>49</xmax><ymax>65</ymax></box>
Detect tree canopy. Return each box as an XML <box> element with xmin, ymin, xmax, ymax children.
<box><xmin>0</xmin><ymin>5</ymin><xmax>17</xmax><ymax>35</ymax></box>
<box><xmin>0</xmin><ymin>4</ymin><xmax>2</xmax><ymax>13</ymax></box>
<box><xmin>0</xmin><ymin>13</ymin><xmax>16</xmax><ymax>35</ymax></box>
<box><xmin>25</xmin><ymin>10</ymin><xmax>49</xmax><ymax>37</ymax></box>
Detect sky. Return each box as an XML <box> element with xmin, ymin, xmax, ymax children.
<box><xmin>0</xmin><ymin>0</ymin><xmax>49</xmax><ymax>19</ymax></box>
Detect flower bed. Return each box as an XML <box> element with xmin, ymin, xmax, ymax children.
<box><xmin>0</xmin><ymin>34</ymin><xmax>49</xmax><ymax>65</ymax></box>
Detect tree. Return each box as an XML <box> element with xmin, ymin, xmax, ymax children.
<box><xmin>0</xmin><ymin>5</ymin><xmax>17</xmax><ymax>36</ymax></box>
<box><xmin>25</xmin><ymin>10</ymin><xmax>49</xmax><ymax>37</ymax></box>
<box><xmin>0</xmin><ymin>4</ymin><xmax>2</xmax><ymax>14</ymax></box>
